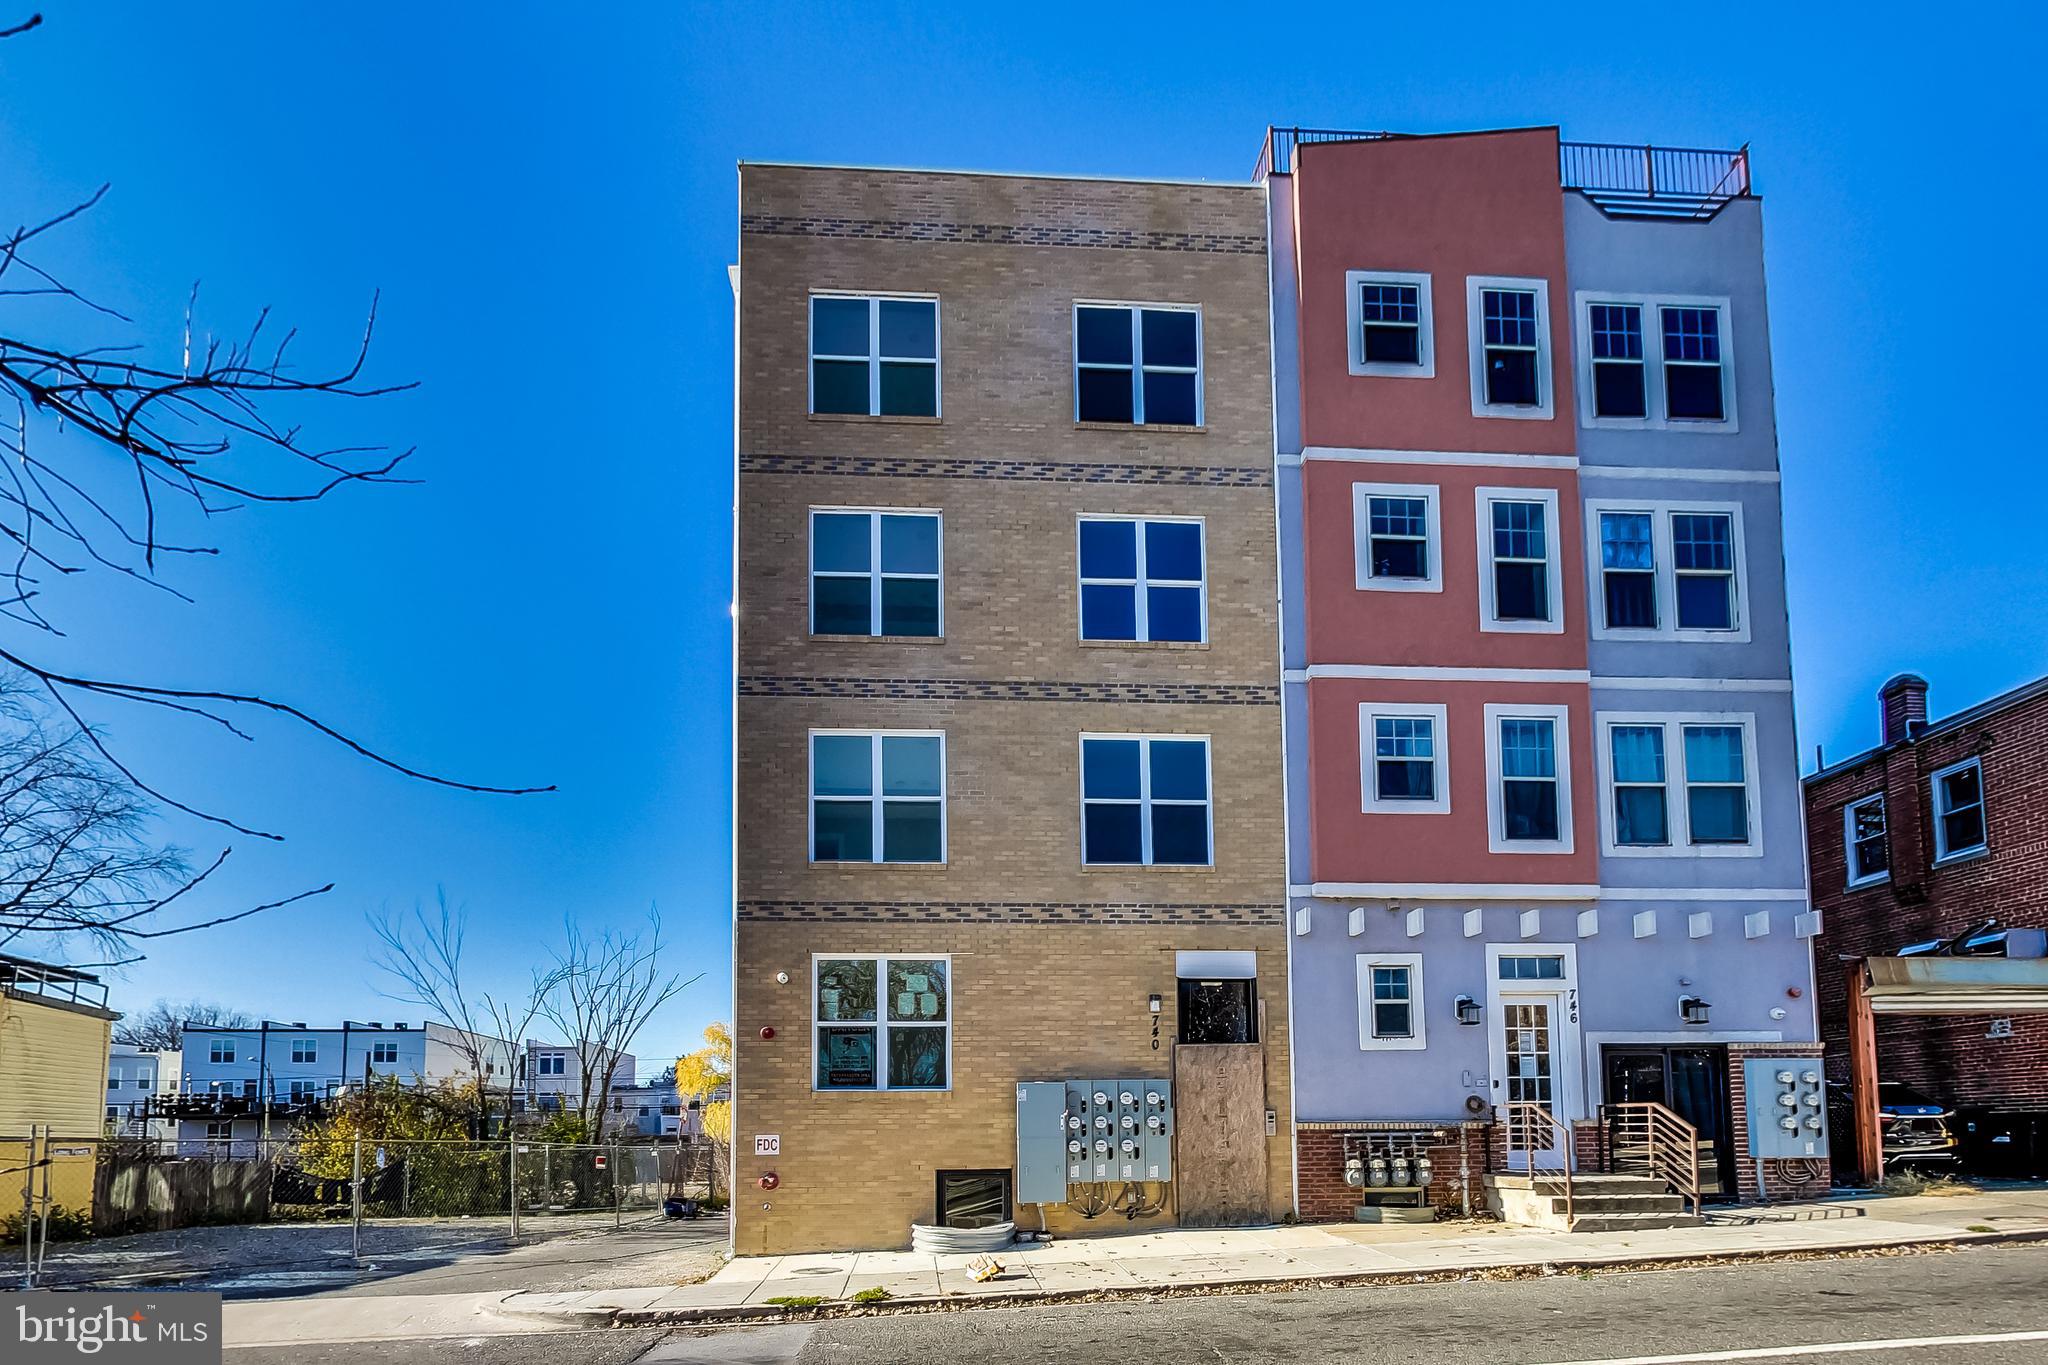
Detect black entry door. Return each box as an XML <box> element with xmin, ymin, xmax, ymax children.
<box><xmin>1603</xmin><ymin>1046</ymin><xmax>1735</xmax><ymax>1200</ymax></box>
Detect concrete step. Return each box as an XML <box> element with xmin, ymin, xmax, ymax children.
<box><xmin>1485</xmin><ymin>1173</ymin><xmax>1670</xmax><ymax>1195</ymax></box>
<box><xmin>1543</xmin><ymin>1193</ymin><xmax>1688</xmax><ymax>1215</ymax></box>
<box><xmin>1561</xmin><ymin>1211</ymin><xmax>1704</xmax><ymax>1233</ymax></box>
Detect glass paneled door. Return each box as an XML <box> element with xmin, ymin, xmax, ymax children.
<box><xmin>1502</xmin><ymin>1000</ymin><xmax>1563</xmax><ymax>1167</ymax></box>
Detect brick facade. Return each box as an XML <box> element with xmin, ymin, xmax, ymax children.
<box><xmin>732</xmin><ymin>165</ymin><xmax>1289</xmax><ymax>1253</ymax></box>
<box><xmin>1806</xmin><ymin>676</ymin><xmax>2048</xmax><ymax>1160</ymax></box>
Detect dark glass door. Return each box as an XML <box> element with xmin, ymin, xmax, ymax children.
<box><xmin>1602</xmin><ymin>1045</ymin><xmax>1735</xmax><ymax>1200</ymax></box>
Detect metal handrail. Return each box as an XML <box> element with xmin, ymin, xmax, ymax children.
<box><xmin>1501</xmin><ymin>1100</ymin><xmax>1575</xmax><ymax>1226</ymax></box>
<box><xmin>1602</xmin><ymin>1101</ymin><xmax>1703</xmax><ymax>1215</ymax></box>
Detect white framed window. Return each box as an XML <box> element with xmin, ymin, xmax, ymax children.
<box><xmin>1077</xmin><ymin>515</ymin><xmax>1207</xmax><ymax>643</ymax></box>
<box><xmin>1585</xmin><ymin>500</ymin><xmax>1750</xmax><ymax>642</ymax></box>
<box><xmin>810</xmin><ymin>730</ymin><xmax>946</xmax><ymax>864</ymax></box>
<box><xmin>107</xmin><ymin>1070</ymin><xmax>122</xmax><ymax>1091</ymax></box>
<box><xmin>1359</xmin><ymin>703</ymin><xmax>1450</xmax><ymax>815</ymax></box>
<box><xmin>288</xmin><ymin>1080</ymin><xmax>317</xmax><ymax>1102</ymax></box>
<box><xmin>209</xmin><ymin>1039</ymin><xmax>235</xmax><ymax>1064</ymax></box>
<box><xmin>1595</xmin><ymin>713</ymin><xmax>1762</xmax><ymax>857</ymax></box>
<box><xmin>1844</xmin><ymin>792</ymin><xmax>1890</xmax><ymax>888</ymax></box>
<box><xmin>537</xmin><ymin>1053</ymin><xmax>566</xmax><ymax>1077</ymax></box>
<box><xmin>1356</xmin><ymin>953</ymin><xmax>1427</xmax><ymax>1051</ymax></box>
<box><xmin>291</xmin><ymin>1039</ymin><xmax>317</xmax><ymax>1064</ymax></box>
<box><xmin>1476</xmin><ymin>486</ymin><xmax>1564</xmax><ymax>633</ymax></box>
<box><xmin>1931</xmin><ymin>758</ymin><xmax>1988</xmax><ymax>863</ymax></box>
<box><xmin>1074</xmin><ymin>302</ymin><xmax>1203</xmax><ymax>426</ymax></box>
<box><xmin>1467</xmin><ymin>275</ymin><xmax>1553</xmax><ymax>419</ymax></box>
<box><xmin>1346</xmin><ymin>270</ymin><xmax>1434</xmax><ymax>377</ymax></box>
<box><xmin>809</xmin><ymin>293</ymin><xmax>939</xmax><ymax>417</ymax></box>
<box><xmin>810</xmin><ymin>508</ymin><xmax>943</xmax><ymax>638</ymax></box>
<box><xmin>204</xmin><ymin>1121</ymin><xmax>232</xmax><ymax>1143</ymax></box>
<box><xmin>1080</xmin><ymin>734</ymin><xmax>1212</xmax><ymax>867</ymax></box>
<box><xmin>370</xmin><ymin>1041</ymin><xmax>400</xmax><ymax>1065</ymax></box>
<box><xmin>1485</xmin><ymin>703</ymin><xmax>1574</xmax><ymax>854</ymax></box>
<box><xmin>1352</xmin><ymin>482</ymin><xmax>1443</xmax><ymax>592</ymax></box>
<box><xmin>1573</xmin><ymin>293</ymin><xmax>1737</xmax><ymax>431</ymax></box>
<box><xmin>813</xmin><ymin>954</ymin><xmax>951</xmax><ymax>1092</ymax></box>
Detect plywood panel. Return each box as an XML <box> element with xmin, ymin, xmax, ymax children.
<box><xmin>1172</xmin><ymin>1043</ymin><xmax>1267</xmax><ymax>1227</ymax></box>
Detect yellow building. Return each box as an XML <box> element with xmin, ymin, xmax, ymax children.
<box><xmin>0</xmin><ymin>954</ymin><xmax>117</xmax><ymax>1224</ymax></box>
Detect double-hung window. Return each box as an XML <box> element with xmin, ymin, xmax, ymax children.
<box><xmin>1360</xmin><ymin>704</ymin><xmax>1449</xmax><ymax>815</ymax></box>
<box><xmin>810</xmin><ymin>731</ymin><xmax>945</xmax><ymax>864</ymax></box>
<box><xmin>1661</xmin><ymin>306</ymin><xmax>1725</xmax><ymax>421</ymax></box>
<box><xmin>1485</xmin><ymin>704</ymin><xmax>1572</xmax><ymax>853</ymax></box>
<box><xmin>1353</xmin><ymin>482</ymin><xmax>1441</xmax><ymax>591</ymax></box>
<box><xmin>1931</xmin><ymin>758</ymin><xmax>1988</xmax><ymax>862</ymax></box>
<box><xmin>1599</xmin><ymin>715</ymin><xmax>1759</xmax><ymax>855</ymax></box>
<box><xmin>1478</xmin><ymin>488</ymin><xmax>1561</xmax><ymax>630</ymax></box>
<box><xmin>1347</xmin><ymin>271</ymin><xmax>1434</xmax><ymax>376</ymax></box>
<box><xmin>810</xmin><ymin>294</ymin><xmax>939</xmax><ymax>417</ymax></box>
<box><xmin>1844</xmin><ymin>793</ymin><xmax>1890</xmax><ymax>887</ymax></box>
<box><xmin>1586</xmin><ymin>502</ymin><xmax>1746</xmax><ymax>641</ymax></box>
<box><xmin>1075</xmin><ymin>304</ymin><xmax>1202</xmax><ymax>426</ymax></box>
<box><xmin>1357</xmin><ymin>954</ymin><xmax>1426</xmax><ymax>1050</ymax></box>
<box><xmin>1598</xmin><ymin>512</ymin><xmax>1657</xmax><ymax>629</ymax></box>
<box><xmin>1588</xmin><ymin>303</ymin><xmax>1646</xmax><ymax>417</ymax></box>
<box><xmin>291</xmin><ymin>1039</ymin><xmax>317</xmax><ymax>1064</ymax></box>
<box><xmin>811</xmin><ymin>509</ymin><xmax>942</xmax><ymax>637</ymax></box>
<box><xmin>1080</xmin><ymin>735</ymin><xmax>1212</xmax><ymax>866</ymax></box>
<box><xmin>1469</xmin><ymin>276</ymin><xmax>1551</xmax><ymax>417</ymax></box>
<box><xmin>1077</xmin><ymin>516</ymin><xmax>1206</xmax><ymax>642</ymax></box>
<box><xmin>813</xmin><ymin>955</ymin><xmax>950</xmax><ymax>1091</ymax></box>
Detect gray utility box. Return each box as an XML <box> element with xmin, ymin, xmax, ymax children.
<box><xmin>1743</xmin><ymin>1058</ymin><xmax>1828</xmax><ymax>1159</ymax></box>
<box><xmin>1015</xmin><ymin>1077</ymin><xmax>1174</xmax><ymax>1204</ymax></box>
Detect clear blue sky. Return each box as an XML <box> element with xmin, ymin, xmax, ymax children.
<box><xmin>1</xmin><ymin>4</ymin><xmax>2040</xmax><ymax>1061</ymax></box>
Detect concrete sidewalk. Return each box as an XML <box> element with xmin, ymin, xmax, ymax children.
<box><xmin>494</xmin><ymin>1186</ymin><xmax>2048</xmax><ymax>1327</ymax></box>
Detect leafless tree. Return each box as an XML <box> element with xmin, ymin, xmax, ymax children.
<box><xmin>111</xmin><ymin>997</ymin><xmax>253</xmax><ymax>1051</ymax></box>
<box><xmin>538</xmin><ymin>914</ymin><xmax>697</xmax><ymax>1136</ymax></box>
<box><xmin>0</xmin><ymin>14</ymin><xmax>548</xmax><ymax>958</ymax></box>
<box><xmin>370</xmin><ymin>890</ymin><xmax>565</xmax><ymax>1134</ymax></box>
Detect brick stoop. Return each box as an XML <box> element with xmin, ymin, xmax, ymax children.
<box><xmin>1484</xmin><ymin>1172</ymin><xmax>1702</xmax><ymax>1233</ymax></box>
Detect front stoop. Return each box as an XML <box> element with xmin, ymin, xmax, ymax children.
<box><xmin>1484</xmin><ymin>1172</ymin><xmax>1702</xmax><ymax>1232</ymax></box>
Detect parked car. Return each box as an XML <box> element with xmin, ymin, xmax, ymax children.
<box><xmin>1879</xmin><ymin>1082</ymin><xmax>1961</xmax><ymax>1173</ymax></box>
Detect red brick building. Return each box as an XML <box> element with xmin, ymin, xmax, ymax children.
<box><xmin>1805</xmin><ymin>673</ymin><xmax>2048</xmax><ymax>1177</ymax></box>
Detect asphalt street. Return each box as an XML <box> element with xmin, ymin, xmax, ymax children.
<box><xmin>227</xmin><ymin>1241</ymin><xmax>2048</xmax><ymax>1365</ymax></box>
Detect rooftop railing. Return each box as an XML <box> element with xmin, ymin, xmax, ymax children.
<box><xmin>1255</xmin><ymin>127</ymin><xmax>1753</xmax><ymax>218</ymax></box>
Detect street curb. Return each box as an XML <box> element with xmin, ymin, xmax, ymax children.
<box><xmin>489</xmin><ymin>1226</ymin><xmax>2048</xmax><ymax>1330</ymax></box>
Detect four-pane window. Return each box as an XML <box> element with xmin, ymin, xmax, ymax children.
<box><xmin>209</xmin><ymin>1040</ymin><xmax>234</xmax><ymax>1064</ymax></box>
<box><xmin>1077</xmin><ymin>517</ymin><xmax>1205</xmax><ymax>643</ymax></box>
<box><xmin>1845</xmin><ymin>793</ymin><xmax>1889</xmax><ymax>887</ymax></box>
<box><xmin>371</xmin><ymin>1041</ymin><xmax>400</xmax><ymax>1065</ymax></box>
<box><xmin>814</xmin><ymin>955</ymin><xmax>950</xmax><ymax>1091</ymax></box>
<box><xmin>811</xmin><ymin>509</ymin><xmax>942</xmax><ymax>637</ymax></box>
<box><xmin>291</xmin><ymin>1039</ymin><xmax>317</xmax><ymax>1064</ymax></box>
<box><xmin>1081</xmin><ymin>736</ymin><xmax>1211</xmax><ymax>866</ymax></box>
<box><xmin>810</xmin><ymin>295</ymin><xmax>939</xmax><ymax>417</ymax></box>
<box><xmin>811</xmin><ymin>731</ymin><xmax>945</xmax><ymax>864</ymax></box>
<box><xmin>1931</xmin><ymin>759</ymin><xmax>1987</xmax><ymax>861</ymax></box>
<box><xmin>1075</xmin><ymin>305</ymin><xmax>1201</xmax><ymax>426</ymax></box>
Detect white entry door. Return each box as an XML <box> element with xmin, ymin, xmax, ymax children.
<box><xmin>1486</xmin><ymin>943</ymin><xmax>1585</xmax><ymax>1171</ymax></box>
<box><xmin>1498</xmin><ymin>996</ymin><xmax>1564</xmax><ymax>1167</ymax></box>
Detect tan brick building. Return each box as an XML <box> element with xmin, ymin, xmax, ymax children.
<box><xmin>731</xmin><ymin>164</ymin><xmax>1290</xmax><ymax>1254</ymax></box>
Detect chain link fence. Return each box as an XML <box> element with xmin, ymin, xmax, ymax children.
<box><xmin>5</xmin><ymin>1129</ymin><xmax>724</xmax><ymax>1288</ymax></box>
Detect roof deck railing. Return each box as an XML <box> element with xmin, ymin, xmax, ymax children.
<box><xmin>1255</xmin><ymin>126</ymin><xmax>1752</xmax><ymax>219</ymax></box>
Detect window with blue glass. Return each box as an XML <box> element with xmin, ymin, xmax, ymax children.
<box><xmin>1599</xmin><ymin>511</ymin><xmax>1657</xmax><ymax>629</ymax></box>
<box><xmin>1366</xmin><ymin>496</ymin><xmax>1430</xmax><ymax>580</ymax></box>
<box><xmin>1498</xmin><ymin>717</ymin><xmax>1560</xmax><ymax>842</ymax></box>
<box><xmin>810</xmin><ymin>731</ymin><xmax>945</xmax><ymax>864</ymax></box>
<box><xmin>1609</xmin><ymin>724</ymin><xmax>1669</xmax><ymax>846</ymax></box>
<box><xmin>1671</xmin><ymin>513</ymin><xmax>1736</xmax><ymax>630</ymax></box>
<box><xmin>1682</xmin><ymin>725</ymin><xmax>1749</xmax><ymax>844</ymax></box>
<box><xmin>1359</xmin><ymin>283</ymin><xmax>1423</xmax><ymax>366</ymax></box>
<box><xmin>814</xmin><ymin>955</ymin><xmax>950</xmax><ymax>1091</ymax></box>
<box><xmin>1661</xmin><ymin>306</ymin><xmax>1725</xmax><ymax>421</ymax></box>
<box><xmin>810</xmin><ymin>295</ymin><xmax>939</xmax><ymax>417</ymax></box>
<box><xmin>1077</xmin><ymin>517</ymin><xmax>1205</xmax><ymax>643</ymax></box>
<box><xmin>1589</xmin><ymin>303</ymin><xmax>1646</xmax><ymax>418</ymax></box>
<box><xmin>1373</xmin><ymin>716</ymin><xmax>1436</xmax><ymax>802</ymax></box>
<box><xmin>1481</xmin><ymin>288</ymin><xmax>1541</xmax><ymax>407</ymax></box>
<box><xmin>811</xmin><ymin>510</ymin><xmax>941</xmax><ymax>637</ymax></box>
<box><xmin>1075</xmin><ymin>305</ymin><xmax>1201</xmax><ymax>426</ymax></box>
<box><xmin>1490</xmin><ymin>499</ymin><xmax>1550</xmax><ymax>621</ymax></box>
<box><xmin>1080</xmin><ymin>735</ymin><xmax>1211</xmax><ymax>866</ymax></box>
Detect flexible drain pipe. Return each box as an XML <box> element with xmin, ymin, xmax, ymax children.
<box><xmin>910</xmin><ymin>1221</ymin><xmax>1016</xmax><ymax>1254</ymax></box>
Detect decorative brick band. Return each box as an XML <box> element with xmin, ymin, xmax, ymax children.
<box><xmin>739</xmin><ymin>900</ymin><xmax>1279</xmax><ymax>925</ymax></box>
<box><xmin>739</xmin><ymin>675</ymin><xmax>1278</xmax><ymax>706</ymax></box>
<box><xmin>741</xmin><ymin>214</ymin><xmax>1265</xmax><ymax>255</ymax></box>
<box><xmin>740</xmin><ymin>452</ymin><xmax>1271</xmax><ymax>488</ymax></box>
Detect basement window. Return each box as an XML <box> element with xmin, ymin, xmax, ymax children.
<box><xmin>935</xmin><ymin>1170</ymin><xmax>1012</xmax><ymax>1229</ymax></box>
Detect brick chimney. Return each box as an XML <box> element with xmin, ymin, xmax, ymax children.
<box><xmin>1879</xmin><ymin>673</ymin><xmax>1929</xmax><ymax>745</ymax></box>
